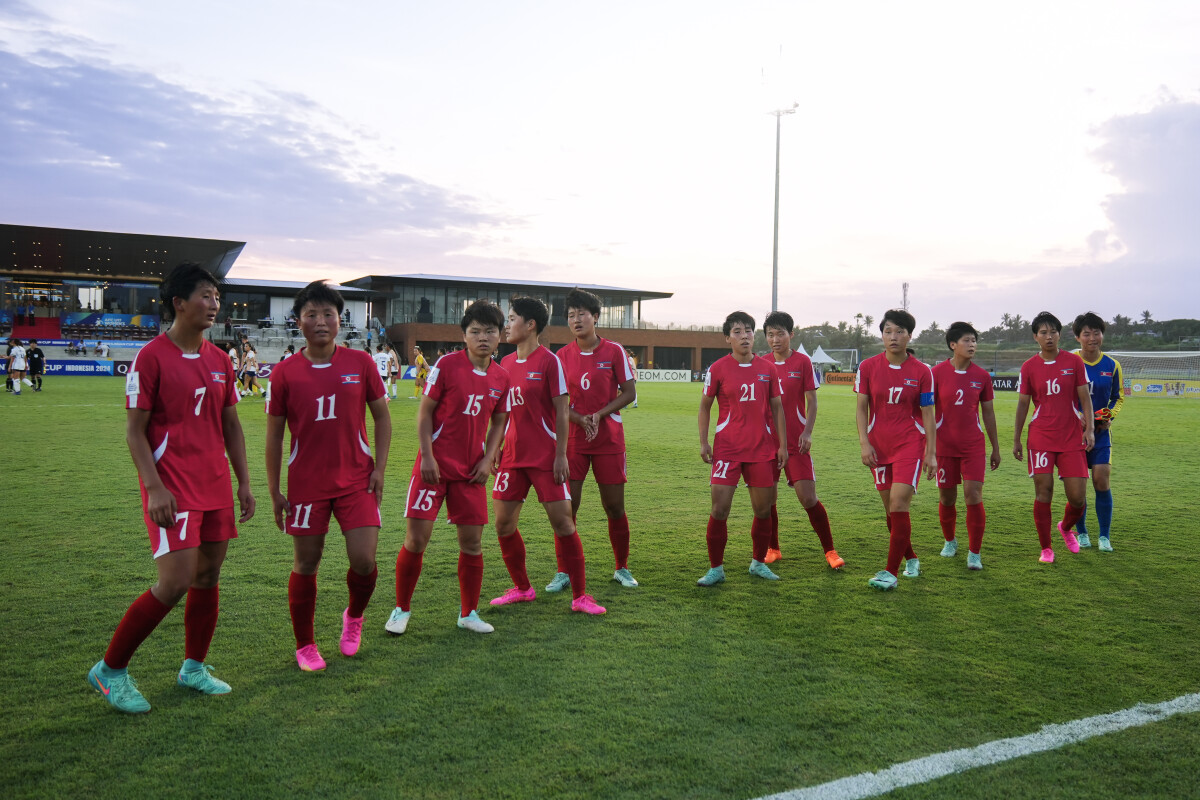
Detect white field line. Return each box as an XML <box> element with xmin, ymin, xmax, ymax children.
<box><xmin>755</xmin><ymin>692</ymin><xmax>1200</xmax><ymax>800</ymax></box>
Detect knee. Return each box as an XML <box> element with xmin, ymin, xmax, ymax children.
<box><xmin>293</xmin><ymin>554</ymin><xmax>322</xmax><ymax>574</ymax></box>
<box><xmin>710</xmin><ymin>507</ymin><xmax>730</xmax><ymax>522</ymax></box>
<box><xmin>349</xmin><ymin>557</ymin><xmax>377</xmax><ymax>576</ymax></box>
<box><xmin>191</xmin><ymin>565</ymin><xmax>222</xmax><ymax>589</ymax></box>
<box><xmin>602</xmin><ymin>501</ymin><xmax>625</xmax><ymax>519</ymax></box>
<box><xmin>153</xmin><ymin>580</ymin><xmax>190</xmax><ymax>606</ymax></box>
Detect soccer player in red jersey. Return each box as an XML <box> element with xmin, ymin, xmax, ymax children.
<box><xmin>266</xmin><ymin>282</ymin><xmax>391</xmax><ymax>672</ymax></box>
<box><xmin>856</xmin><ymin>309</ymin><xmax>937</xmax><ymax>591</ymax></box>
<box><xmin>388</xmin><ymin>300</ymin><xmax>511</xmax><ymax>635</ymax></box>
<box><xmin>930</xmin><ymin>322</ymin><xmax>1001</xmax><ymax>570</ymax></box>
<box><xmin>88</xmin><ymin>263</ymin><xmax>255</xmax><ymax>714</ymax></box>
<box><xmin>489</xmin><ymin>296</ymin><xmax>606</xmax><ymax>615</ymax></box>
<box><xmin>557</xmin><ymin>288</ymin><xmax>640</xmax><ymax>588</ymax></box>
<box><xmin>696</xmin><ymin>311</ymin><xmax>787</xmax><ymax>585</ymax></box>
<box><xmin>761</xmin><ymin>311</ymin><xmax>844</xmax><ymax>570</ymax></box>
<box><xmin>1013</xmin><ymin>311</ymin><xmax>1095</xmax><ymax>563</ymax></box>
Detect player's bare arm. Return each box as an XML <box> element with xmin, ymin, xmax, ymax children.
<box><xmin>771</xmin><ymin>395</ymin><xmax>787</xmax><ymax>469</ymax></box>
<box><xmin>698</xmin><ymin>392</ymin><xmax>715</xmax><ymax>463</ymax></box>
<box><xmin>797</xmin><ymin>389</ymin><xmax>817</xmax><ymax>455</ymax></box>
<box><xmin>474</xmin><ymin>410</ymin><xmax>508</xmax><ymax>484</ymax></box>
<box><xmin>416</xmin><ymin>394</ymin><xmax>441</xmax><ymax>485</ymax></box>
<box><xmin>855</xmin><ymin>393</ymin><xmax>876</xmax><ymax>468</ymax></box>
<box><xmin>1077</xmin><ymin>384</ymin><xmax>1096</xmax><ymax>452</ymax></box>
<box><xmin>921</xmin><ymin>404</ymin><xmax>938</xmax><ymax>480</ymax></box>
<box><xmin>1012</xmin><ymin>394</ymin><xmax>1031</xmax><ymax>461</ymax></box>
<box><xmin>126</xmin><ymin>408</ymin><xmax>176</xmax><ymax>528</ymax></box>
<box><xmin>264</xmin><ymin>413</ymin><xmax>289</xmax><ymax>530</ymax></box>
<box><xmin>981</xmin><ymin>399</ymin><xmax>1002</xmax><ymax>470</ymax></box>
<box><xmin>221</xmin><ymin>404</ymin><xmax>256</xmax><ymax>523</ymax></box>
<box><xmin>367</xmin><ymin>394</ymin><xmax>391</xmax><ymax>500</ymax></box>
<box><xmin>552</xmin><ymin>393</ymin><xmax>571</xmax><ymax>485</ymax></box>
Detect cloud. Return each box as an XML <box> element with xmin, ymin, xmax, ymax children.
<box><xmin>0</xmin><ymin>45</ymin><xmax>511</xmax><ymax>265</ymax></box>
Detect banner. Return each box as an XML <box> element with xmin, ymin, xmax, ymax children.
<box><xmin>824</xmin><ymin>372</ymin><xmax>856</xmax><ymax>385</ymax></box>
<box><xmin>44</xmin><ymin>360</ymin><xmax>115</xmax><ymax>376</ymax></box>
<box><xmin>636</xmin><ymin>368</ymin><xmax>692</xmax><ymax>383</ymax></box>
<box><xmin>1128</xmin><ymin>379</ymin><xmax>1200</xmax><ymax>397</ymax></box>
<box><xmin>991</xmin><ymin>375</ymin><xmax>1019</xmax><ymax>391</ymax></box>
<box><xmin>61</xmin><ymin>311</ymin><xmax>159</xmax><ymax>328</ymax></box>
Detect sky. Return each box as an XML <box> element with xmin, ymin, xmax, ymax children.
<box><xmin>2</xmin><ymin>0</ymin><xmax>1199</xmax><ymax>330</ymax></box>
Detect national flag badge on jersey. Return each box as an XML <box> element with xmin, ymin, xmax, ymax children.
<box><xmin>210</xmin><ymin>372</ymin><xmax>227</xmax><ymax>383</ymax></box>
<box><xmin>1060</xmin><ymin>369</ymin><xmax>1074</xmax><ymax>376</ymax></box>
<box><xmin>788</xmin><ymin>371</ymin><xmax>806</xmax><ymax>379</ymax></box>
<box><xmin>903</xmin><ymin>378</ymin><xmax>919</xmax><ymax>387</ymax></box>
<box><xmin>597</xmin><ymin>361</ymin><xmax>611</xmax><ymax>369</ymax></box>
<box><xmin>969</xmin><ymin>381</ymin><xmax>982</xmax><ymax>389</ymax></box>
<box><xmin>1100</xmin><ymin>371</ymin><xmax>1113</xmax><ymax>377</ymax></box>
<box><xmin>756</xmin><ymin>373</ymin><xmax>771</xmax><ymax>382</ymax></box>
<box><xmin>488</xmin><ymin>387</ymin><xmax>503</xmax><ymax>399</ymax></box>
<box><xmin>341</xmin><ymin>374</ymin><xmax>361</xmax><ymax>384</ymax></box>
<box><xmin>527</xmin><ymin>371</ymin><xmax>543</xmax><ymax>381</ymax></box>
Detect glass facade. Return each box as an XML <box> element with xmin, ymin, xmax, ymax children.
<box><xmin>384</xmin><ymin>283</ymin><xmax>640</xmax><ymax>329</ymax></box>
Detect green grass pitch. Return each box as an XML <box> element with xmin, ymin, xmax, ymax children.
<box><xmin>2</xmin><ymin>378</ymin><xmax>1198</xmax><ymax>799</ymax></box>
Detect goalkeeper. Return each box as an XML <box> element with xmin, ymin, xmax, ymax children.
<box><xmin>1072</xmin><ymin>312</ymin><xmax>1125</xmax><ymax>552</ymax></box>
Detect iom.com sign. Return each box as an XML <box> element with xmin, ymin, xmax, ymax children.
<box><xmin>636</xmin><ymin>369</ymin><xmax>692</xmax><ymax>383</ymax></box>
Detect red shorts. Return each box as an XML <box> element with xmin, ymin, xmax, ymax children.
<box><xmin>145</xmin><ymin>506</ymin><xmax>237</xmax><ymax>559</ymax></box>
<box><xmin>405</xmin><ymin>470</ymin><xmax>489</xmax><ymax>526</ymax></box>
<box><xmin>1027</xmin><ymin>449</ymin><xmax>1088</xmax><ymax>479</ymax></box>
<box><xmin>936</xmin><ymin>453</ymin><xmax>986</xmax><ymax>487</ymax></box>
<box><xmin>285</xmin><ymin>490</ymin><xmax>382</xmax><ymax>536</ymax></box>
<box><xmin>711</xmin><ymin>458</ymin><xmax>776</xmax><ymax>488</ymax></box>
<box><xmin>871</xmin><ymin>459</ymin><xmax>923</xmax><ymax>491</ymax></box>
<box><xmin>776</xmin><ymin>452</ymin><xmax>816</xmax><ymax>486</ymax></box>
<box><xmin>492</xmin><ymin>467</ymin><xmax>571</xmax><ymax>504</ymax></box>
<box><xmin>568</xmin><ymin>450</ymin><xmax>627</xmax><ymax>484</ymax></box>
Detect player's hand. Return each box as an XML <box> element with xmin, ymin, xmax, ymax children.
<box><xmin>777</xmin><ymin>446</ymin><xmax>787</xmax><ymax>470</ymax></box>
<box><xmin>469</xmin><ymin>456</ymin><xmax>491</xmax><ymax>484</ymax></box>
<box><xmin>860</xmin><ymin>444</ymin><xmax>877</xmax><ymax>468</ymax></box>
<box><xmin>1083</xmin><ymin>429</ymin><xmax>1095</xmax><ymax>452</ymax></box>
<box><xmin>1095</xmin><ymin>419</ymin><xmax>1110</xmax><ymax>431</ymax></box>
<box><xmin>271</xmin><ymin>490</ymin><xmax>289</xmax><ymax>531</ymax></box>
<box><xmin>146</xmin><ymin>485</ymin><xmax>178</xmax><ymax>528</ymax></box>
<box><xmin>367</xmin><ymin>468</ymin><xmax>386</xmax><ymax>504</ymax></box>
<box><xmin>584</xmin><ymin>413</ymin><xmax>600</xmax><ymax>441</ymax></box>
<box><xmin>1012</xmin><ymin>442</ymin><xmax>1024</xmax><ymax>461</ymax></box>
<box><xmin>237</xmin><ymin>483</ymin><xmax>255</xmax><ymax>523</ymax></box>
<box><xmin>924</xmin><ymin>455</ymin><xmax>938</xmax><ymax>482</ymax></box>
<box><xmin>553</xmin><ymin>453</ymin><xmax>570</xmax><ymax>485</ymax></box>
<box><xmin>990</xmin><ymin>449</ymin><xmax>1002</xmax><ymax>471</ymax></box>
<box><xmin>700</xmin><ymin>442</ymin><xmax>713</xmax><ymax>464</ymax></box>
<box><xmin>797</xmin><ymin>432</ymin><xmax>812</xmax><ymax>456</ymax></box>
<box><xmin>421</xmin><ymin>455</ymin><xmax>441</xmax><ymax>485</ymax></box>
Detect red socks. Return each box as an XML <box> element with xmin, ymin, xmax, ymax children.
<box><xmin>805</xmin><ymin>502</ymin><xmax>834</xmax><ymax>553</ymax></box>
<box><xmin>458</xmin><ymin>552</ymin><xmax>484</xmax><ymax>616</ymax></box>
<box><xmin>347</xmin><ymin>566</ymin><xmax>377</xmax><ymax>618</ymax></box>
<box><xmin>394</xmin><ymin>546</ymin><xmax>424</xmax><ymax>612</ymax></box>
<box><xmin>105</xmin><ymin>589</ymin><xmax>172</xmax><ymax>669</ymax></box>
<box><xmin>183</xmin><ymin>585</ymin><xmax>219</xmax><ymax>663</ymax></box>
<box><xmin>1034</xmin><ymin>501</ymin><xmax>1052</xmax><ymax>549</ymax></box>
<box><xmin>497</xmin><ymin>530</ymin><xmax>531</xmax><ymax>591</ymax></box>
<box><xmin>706</xmin><ymin>517</ymin><xmax>728</xmax><ymax>567</ymax></box>
<box><xmin>288</xmin><ymin>571</ymin><xmax>318</xmax><ymax>649</ymax></box>
<box><xmin>966</xmin><ymin>503</ymin><xmax>986</xmax><ymax>554</ymax></box>
<box><xmin>557</xmin><ymin>532</ymin><xmax>587</xmax><ymax>599</ymax></box>
<box><xmin>769</xmin><ymin>505</ymin><xmax>780</xmax><ymax>550</ymax></box>
<box><xmin>886</xmin><ymin>512</ymin><xmax>912</xmax><ymax>577</ymax></box>
<box><xmin>750</xmin><ymin>516</ymin><xmax>770</xmax><ymax>562</ymax></box>
<box><xmin>938</xmin><ymin>503</ymin><xmax>957</xmax><ymax>541</ymax></box>
<box><xmin>608</xmin><ymin>514</ymin><xmax>630</xmax><ymax>570</ymax></box>
<box><xmin>1061</xmin><ymin>502</ymin><xmax>1086</xmax><ymax>533</ymax></box>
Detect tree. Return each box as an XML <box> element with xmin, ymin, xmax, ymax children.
<box><xmin>915</xmin><ymin>321</ymin><xmax>944</xmax><ymax>345</ymax></box>
<box><xmin>1141</xmin><ymin>310</ymin><xmax>1153</xmax><ymax>325</ymax></box>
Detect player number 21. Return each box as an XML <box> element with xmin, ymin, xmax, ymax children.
<box><xmin>739</xmin><ymin>383</ymin><xmax>756</xmax><ymax>402</ymax></box>
<box><xmin>713</xmin><ymin>460</ymin><xmax>730</xmax><ymax>479</ymax></box>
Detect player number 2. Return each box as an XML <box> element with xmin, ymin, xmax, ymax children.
<box><xmin>193</xmin><ymin>386</ymin><xmax>206</xmax><ymax>416</ymax></box>
<box><xmin>290</xmin><ymin>504</ymin><xmax>313</xmax><ymax>530</ymax></box>
<box><xmin>739</xmin><ymin>383</ymin><xmax>756</xmax><ymax>402</ymax></box>
<box><xmin>887</xmin><ymin>387</ymin><xmax>903</xmax><ymax>404</ymax></box>
<box><xmin>1045</xmin><ymin>378</ymin><xmax>1061</xmax><ymax>395</ymax></box>
<box><xmin>954</xmin><ymin>389</ymin><xmax>964</xmax><ymax>406</ymax></box>
<box><xmin>580</xmin><ymin>372</ymin><xmax>591</xmax><ymax>390</ymax></box>
<box><xmin>315</xmin><ymin>394</ymin><xmax>337</xmax><ymax>421</ymax></box>
<box><xmin>713</xmin><ymin>460</ymin><xmax>730</xmax><ymax>479</ymax></box>
<box><xmin>463</xmin><ymin>394</ymin><xmax>483</xmax><ymax>416</ymax></box>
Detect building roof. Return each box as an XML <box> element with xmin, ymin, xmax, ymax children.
<box><xmin>221</xmin><ymin>277</ymin><xmax>377</xmax><ymax>296</ymax></box>
<box><xmin>2</xmin><ymin>224</ymin><xmax>245</xmax><ymax>282</ymax></box>
<box><xmin>345</xmin><ymin>273</ymin><xmax>672</xmax><ymax>300</ymax></box>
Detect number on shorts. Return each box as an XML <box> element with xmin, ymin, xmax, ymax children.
<box><xmin>290</xmin><ymin>504</ymin><xmax>313</xmax><ymax>529</ymax></box>
<box><xmin>1045</xmin><ymin>378</ymin><xmax>1060</xmax><ymax>395</ymax></box>
<box><xmin>315</xmin><ymin>394</ymin><xmax>337</xmax><ymax>421</ymax></box>
<box><xmin>954</xmin><ymin>389</ymin><xmax>964</xmax><ymax>406</ymax></box>
<box><xmin>739</xmin><ymin>383</ymin><xmax>756</xmax><ymax>402</ymax></box>
<box><xmin>888</xmin><ymin>386</ymin><xmax>904</xmax><ymax>404</ymax></box>
<box><xmin>494</xmin><ymin>471</ymin><xmax>510</xmax><ymax>493</ymax></box>
<box><xmin>1034</xmin><ymin>452</ymin><xmax>1049</xmax><ymax>469</ymax></box>
<box><xmin>713</xmin><ymin>460</ymin><xmax>730</xmax><ymax>479</ymax></box>
<box><xmin>463</xmin><ymin>394</ymin><xmax>483</xmax><ymax>416</ymax></box>
<box><xmin>874</xmin><ymin>466</ymin><xmax>887</xmax><ymax>484</ymax></box>
<box><xmin>193</xmin><ymin>387</ymin><xmax>206</xmax><ymax>416</ymax></box>
<box><xmin>413</xmin><ymin>489</ymin><xmax>436</xmax><ymax>511</ymax></box>
<box><xmin>174</xmin><ymin>511</ymin><xmax>190</xmax><ymax>541</ymax></box>
<box><xmin>580</xmin><ymin>372</ymin><xmax>591</xmax><ymax>390</ymax></box>
<box><xmin>938</xmin><ymin>468</ymin><xmax>946</xmax><ymax>484</ymax></box>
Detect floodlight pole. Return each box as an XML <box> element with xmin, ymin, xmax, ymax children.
<box><xmin>770</xmin><ymin>102</ymin><xmax>798</xmax><ymax>312</ymax></box>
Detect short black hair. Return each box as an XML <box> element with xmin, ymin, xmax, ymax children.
<box><xmin>510</xmin><ymin>296</ymin><xmax>549</xmax><ymax>334</ymax></box>
<box><xmin>28</xmin><ymin>339</ymin><xmax>36</xmax><ymax>346</ymax></box>
<box><xmin>377</xmin><ymin>343</ymin><xmax>386</xmax><ymax>352</ymax></box>
<box><xmin>461</xmin><ymin>298</ymin><xmax>505</xmax><ymax>332</ymax></box>
<box><xmin>1072</xmin><ymin>312</ymin><xmax>1106</xmax><ymax>337</ymax></box>
<box><xmin>945</xmin><ymin>321</ymin><xmax>978</xmax><ymax>349</ymax></box>
<box><xmin>723</xmin><ymin>311</ymin><xmax>755</xmax><ymax>336</ymax></box>
<box><xmin>763</xmin><ymin>311</ymin><xmax>795</xmax><ymax>334</ymax></box>
<box><xmin>160</xmin><ymin>262</ymin><xmax>220</xmax><ymax>321</ymax></box>
<box><xmin>292</xmin><ymin>281</ymin><xmax>344</xmax><ymax>318</ymax></box>
<box><xmin>880</xmin><ymin>308</ymin><xmax>916</xmax><ymax>335</ymax></box>
<box><xmin>565</xmin><ymin>288</ymin><xmax>602</xmax><ymax>317</ymax></box>
<box><xmin>1031</xmin><ymin>311</ymin><xmax>1062</xmax><ymax>334</ymax></box>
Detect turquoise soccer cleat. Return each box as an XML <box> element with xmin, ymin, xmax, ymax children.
<box><xmin>966</xmin><ymin>552</ymin><xmax>983</xmax><ymax>570</ymax></box>
<box><xmin>696</xmin><ymin>566</ymin><xmax>726</xmax><ymax>586</ymax></box>
<box><xmin>940</xmin><ymin>539</ymin><xmax>958</xmax><ymax>557</ymax></box>
<box><xmin>1098</xmin><ymin>536</ymin><xmax>1113</xmax><ymax>552</ymax></box>
<box><xmin>1077</xmin><ymin>533</ymin><xmax>1092</xmax><ymax>549</ymax></box>
<box><xmin>748</xmin><ymin>560</ymin><xmax>781</xmax><ymax>581</ymax></box>
<box><xmin>903</xmin><ymin>558</ymin><xmax>920</xmax><ymax>577</ymax></box>
<box><xmin>868</xmin><ymin>571</ymin><xmax>897</xmax><ymax>590</ymax></box>
<box><xmin>544</xmin><ymin>572</ymin><xmax>571</xmax><ymax>593</ymax></box>
<box><xmin>612</xmin><ymin>568</ymin><xmax>639</xmax><ymax>588</ymax></box>
<box><xmin>89</xmin><ymin>661</ymin><xmax>151</xmax><ymax>714</ymax></box>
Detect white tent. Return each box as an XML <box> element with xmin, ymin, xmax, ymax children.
<box><xmin>794</xmin><ymin>342</ymin><xmax>810</xmax><ymax>357</ymax></box>
<box><xmin>810</xmin><ymin>345</ymin><xmax>837</xmax><ymax>364</ymax></box>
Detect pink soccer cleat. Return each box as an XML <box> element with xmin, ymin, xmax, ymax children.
<box><xmin>570</xmin><ymin>594</ymin><xmax>606</xmax><ymax>615</ymax></box>
<box><xmin>1057</xmin><ymin>522</ymin><xmax>1080</xmax><ymax>554</ymax></box>
<box><xmin>296</xmin><ymin>644</ymin><xmax>327</xmax><ymax>672</ymax></box>
<box><xmin>1039</xmin><ymin>548</ymin><xmax>1055</xmax><ymax>564</ymax></box>
<box><xmin>340</xmin><ymin>608</ymin><xmax>363</xmax><ymax>657</ymax></box>
<box><xmin>489</xmin><ymin>586</ymin><xmax>536</xmax><ymax>606</ymax></box>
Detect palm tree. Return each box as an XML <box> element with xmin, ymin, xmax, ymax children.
<box><xmin>1009</xmin><ymin>313</ymin><xmax>1025</xmax><ymax>333</ymax></box>
<box><xmin>1001</xmin><ymin>312</ymin><xmax>1013</xmax><ymax>331</ymax></box>
<box><xmin>863</xmin><ymin>315</ymin><xmax>874</xmax><ymax>331</ymax></box>
<box><xmin>1141</xmin><ymin>310</ymin><xmax>1153</xmax><ymax>325</ymax></box>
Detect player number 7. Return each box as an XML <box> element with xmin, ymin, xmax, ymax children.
<box><xmin>193</xmin><ymin>386</ymin><xmax>206</xmax><ymax>416</ymax></box>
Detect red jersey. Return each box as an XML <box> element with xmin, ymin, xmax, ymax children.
<box><xmin>266</xmin><ymin>346</ymin><xmax>387</xmax><ymax>501</ymax></box>
<box><xmin>558</xmin><ymin>337</ymin><xmax>635</xmax><ymax>455</ymax></box>
<box><xmin>1018</xmin><ymin>350</ymin><xmax>1089</xmax><ymax>452</ymax></box>
<box><xmin>931</xmin><ymin>360</ymin><xmax>994</xmax><ymax>458</ymax></box>
<box><xmin>770</xmin><ymin>350</ymin><xmax>818</xmax><ymax>455</ymax></box>
<box><xmin>499</xmin><ymin>345</ymin><xmax>568</xmax><ymax>470</ymax></box>
<box><xmin>704</xmin><ymin>354</ymin><xmax>782</xmax><ymax>463</ymax></box>
<box><xmin>854</xmin><ymin>353</ymin><xmax>935</xmax><ymax>463</ymax></box>
<box><xmin>422</xmin><ymin>350</ymin><xmax>511</xmax><ymax>481</ymax></box>
<box><xmin>125</xmin><ymin>335</ymin><xmax>240</xmax><ymax>510</ymax></box>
